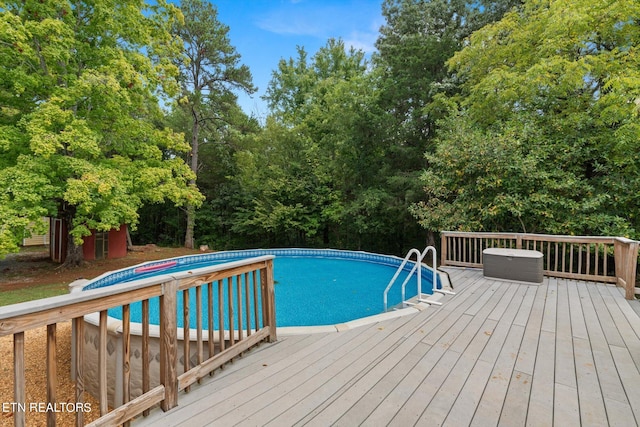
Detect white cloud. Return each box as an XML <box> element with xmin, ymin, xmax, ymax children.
<box><xmin>255</xmin><ymin>2</ymin><xmax>382</xmax><ymax>44</ymax></box>
<box><xmin>344</xmin><ymin>30</ymin><xmax>378</xmax><ymax>53</ymax></box>
<box><xmin>255</xmin><ymin>12</ymin><xmax>325</xmax><ymax>37</ymax></box>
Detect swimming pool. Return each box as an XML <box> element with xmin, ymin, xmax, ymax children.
<box><xmin>74</xmin><ymin>249</ymin><xmax>443</xmax><ymax>406</ymax></box>
<box><xmin>82</xmin><ymin>248</ymin><xmax>440</xmax><ymax>327</ymax></box>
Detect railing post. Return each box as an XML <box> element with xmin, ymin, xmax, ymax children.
<box><xmin>516</xmin><ymin>234</ymin><xmax>523</xmax><ymax>249</ymax></box>
<box><xmin>614</xmin><ymin>238</ymin><xmax>639</xmax><ymax>300</ymax></box>
<box><xmin>261</xmin><ymin>260</ymin><xmax>277</xmax><ymax>342</ymax></box>
<box><xmin>440</xmin><ymin>232</ymin><xmax>448</xmax><ymax>266</ymax></box>
<box><xmin>160</xmin><ymin>279</ymin><xmax>178</xmax><ymax>411</ymax></box>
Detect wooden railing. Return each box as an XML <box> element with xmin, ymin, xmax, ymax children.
<box><xmin>441</xmin><ymin>232</ymin><xmax>639</xmax><ymax>299</ymax></box>
<box><xmin>0</xmin><ymin>256</ymin><xmax>276</xmax><ymax>426</ymax></box>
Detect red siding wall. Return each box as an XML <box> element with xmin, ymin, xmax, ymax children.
<box><xmin>82</xmin><ymin>233</ymin><xmax>96</xmax><ymax>260</ymax></box>
<box><xmin>108</xmin><ymin>225</ymin><xmax>128</xmax><ymax>259</ymax></box>
<box><xmin>50</xmin><ymin>221</ymin><xmax>128</xmax><ymax>262</ymax></box>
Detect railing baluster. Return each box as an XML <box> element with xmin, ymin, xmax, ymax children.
<box><xmin>122</xmin><ymin>303</ymin><xmax>131</xmax><ymax>427</ymax></box>
<box><xmin>228</xmin><ymin>277</ymin><xmax>235</xmax><ymax>346</ymax></box>
<box><xmin>471</xmin><ymin>237</ymin><xmax>475</xmax><ymax>264</ymax></box>
<box><xmin>595</xmin><ymin>243</ymin><xmax>600</xmax><ymax>276</ymax></box>
<box><xmin>245</xmin><ymin>272</ymin><xmax>251</xmax><ymax>337</ymax></box>
<box><xmin>14</xmin><ymin>331</ymin><xmax>25</xmax><ymax>427</ymax></box>
<box><xmin>452</xmin><ymin>237</ymin><xmax>457</xmax><ymax>263</ymax></box>
<box><xmin>142</xmin><ymin>299</ymin><xmax>150</xmax><ymax>416</ymax></box>
<box><xmin>99</xmin><ymin>310</ymin><xmax>108</xmax><ymax>416</ymax></box>
<box><xmin>218</xmin><ymin>280</ymin><xmax>225</xmax><ymax>353</ymax></box>
<box><xmin>569</xmin><ymin>244</ymin><xmax>574</xmax><ymax>274</ymax></box>
<box><xmin>466</xmin><ymin>237</ymin><xmax>470</xmax><ymax>263</ymax></box>
<box><xmin>73</xmin><ymin>317</ymin><xmax>85</xmax><ymax>427</ymax></box>
<box><xmin>196</xmin><ymin>285</ymin><xmax>203</xmax><ymax>384</ymax></box>
<box><xmin>182</xmin><ymin>290</ymin><xmax>190</xmax><ymax>392</ymax></box>
<box><xmin>253</xmin><ymin>271</ymin><xmax>259</xmax><ymax>332</ymax></box>
<box><xmin>236</xmin><ymin>274</ymin><xmax>243</xmax><ymax>342</ymax></box>
<box><xmin>578</xmin><ymin>244</ymin><xmax>583</xmax><ymax>275</ymax></box>
<box><xmin>47</xmin><ymin>324</ymin><xmax>57</xmax><ymax>427</ymax></box>
<box><xmin>207</xmin><ymin>282</ymin><xmax>214</xmax><ymax>363</ymax></box>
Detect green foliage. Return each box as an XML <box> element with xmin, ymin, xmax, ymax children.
<box><xmin>412</xmin><ymin>115</ymin><xmax>631</xmax><ymax>235</ymax></box>
<box><xmin>0</xmin><ymin>0</ymin><xmax>202</xmax><ymax>259</ymax></box>
<box><xmin>413</xmin><ymin>0</ymin><xmax>640</xmax><ymax>237</ymax></box>
<box><xmin>225</xmin><ymin>2</ymin><xmax>522</xmax><ymax>254</ymax></box>
<box><xmin>232</xmin><ymin>40</ymin><xmax>414</xmax><ymax>251</ymax></box>
<box><xmin>170</xmin><ymin>0</ymin><xmax>255</xmax><ymax>248</ymax></box>
<box><xmin>375</xmin><ymin>0</ymin><xmax>521</xmax><ymax>149</ymax></box>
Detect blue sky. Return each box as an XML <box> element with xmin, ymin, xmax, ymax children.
<box><xmin>212</xmin><ymin>0</ymin><xmax>384</xmax><ymax>120</ymax></box>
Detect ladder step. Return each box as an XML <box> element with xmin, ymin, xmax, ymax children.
<box><xmin>418</xmin><ymin>298</ymin><xmax>443</xmax><ymax>306</ymax></box>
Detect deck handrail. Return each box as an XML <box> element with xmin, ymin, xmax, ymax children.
<box><xmin>440</xmin><ymin>231</ymin><xmax>639</xmax><ymax>299</ymax></box>
<box><xmin>0</xmin><ymin>255</ymin><xmax>276</xmax><ymax>426</ymax></box>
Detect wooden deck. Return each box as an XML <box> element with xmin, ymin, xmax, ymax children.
<box><xmin>134</xmin><ymin>267</ymin><xmax>640</xmax><ymax>426</ymax></box>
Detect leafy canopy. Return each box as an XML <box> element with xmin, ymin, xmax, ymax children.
<box><xmin>413</xmin><ymin>0</ymin><xmax>640</xmax><ymax>236</ymax></box>
<box><xmin>0</xmin><ymin>0</ymin><xmax>202</xmax><ymax>257</ymax></box>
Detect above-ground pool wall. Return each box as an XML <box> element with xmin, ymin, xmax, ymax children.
<box><xmin>83</xmin><ymin>248</ymin><xmax>441</xmax><ymax>292</ymax></box>
<box><xmin>73</xmin><ymin>317</ymin><xmax>220</xmax><ymax>408</ymax></box>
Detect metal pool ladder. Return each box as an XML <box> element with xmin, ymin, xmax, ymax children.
<box><xmin>383</xmin><ymin>246</ymin><xmax>455</xmax><ymax>312</ymax></box>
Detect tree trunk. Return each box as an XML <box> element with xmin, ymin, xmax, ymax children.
<box><xmin>184</xmin><ymin>113</ymin><xmax>200</xmax><ymax>249</ymax></box>
<box><xmin>61</xmin><ymin>214</ymin><xmax>84</xmax><ymax>268</ymax></box>
<box><xmin>184</xmin><ymin>204</ymin><xmax>195</xmax><ymax>249</ymax></box>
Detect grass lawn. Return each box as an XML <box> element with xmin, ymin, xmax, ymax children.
<box><xmin>0</xmin><ymin>245</ymin><xmax>202</xmax><ymax>308</ymax></box>
<box><xmin>1</xmin><ymin>282</ymin><xmax>69</xmax><ymax>306</ymax></box>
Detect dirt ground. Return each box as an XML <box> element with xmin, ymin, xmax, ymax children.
<box><xmin>0</xmin><ymin>245</ymin><xmax>202</xmax><ymax>291</ymax></box>
<box><xmin>0</xmin><ymin>246</ymin><xmax>203</xmax><ymax>426</ymax></box>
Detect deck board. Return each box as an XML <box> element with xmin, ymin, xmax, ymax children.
<box><xmin>577</xmin><ymin>282</ymin><xmax>630</xmax><ymax>405</ymax></box>
<box><xmin>597</xmin><ymin>284</ymin><xmax>640</xmax><ymax>369</ymax></box>
<box><xmin>189</xmin><ymin>317</ymin><xmax>410</xmax><ymax>426</ymax></box>
<box><xmin>133</xmin><ymin>268</ymin><xmax>640</xmax><ymax>427</ymax></box>
<box><xmin>555</xmin><ymin>279</ymin><xmax>576</xmax><ymax>389</ymax></box>
<box><xmin>238</xmin><ymin>308</ymin><xmax>441</xmax><ymax>426</ymax></box>
<box><xmin>573</xmin><ymin>337</ymin><xmax>608</xmax><ymax>426</ymax></box>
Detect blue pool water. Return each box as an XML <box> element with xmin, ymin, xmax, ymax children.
<box><xmin>91</xmin><ymin>249</ymin><xmax>438</xmax><ymax>327</ymax></box>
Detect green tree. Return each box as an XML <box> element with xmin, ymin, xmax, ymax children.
<box><xmin>371</xmin><ymin>0</ymin><xmax>522</xmax><ymax>247</ymax></box>
<box><xmin>375</xmin><ymin>0</ymin><xmax>522</xmax><ymax>157</ymax></box>
<box><xmin>234</xmin><ymin>40</ymin><xmax>394</xmax><ymax>249</ymax></box>
<box><xmin>0</xmin><ymin>0</ymin><xmax>202</xmax><ymax>263</ymax></box>
<box><xmin>172</xmin><ymin>0</ymin><xmax>255</xmax><ymax>249</ymax></box>
<box><xmin>413</xmin><ymin>0</ymin><xmax>640</xmax><ymax>236</ymax></box>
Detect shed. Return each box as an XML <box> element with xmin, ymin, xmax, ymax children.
<box><xmin>50</xmin><ymin>218</ymin><xmax>128</xmax><ymax>263</ymax></box>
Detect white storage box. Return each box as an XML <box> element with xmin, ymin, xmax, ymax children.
<box><xmin>482</xmin><ymin>248</ymin><xmax>543</xmax><ymax>284</ymax></box>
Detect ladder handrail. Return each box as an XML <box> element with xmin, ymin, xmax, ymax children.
<box><xmin>383</xmin><ymin>246</ymin><xmax>438</xmax><ymax>311</ymax></box>
<box><xmin>402</xmin><ymin>246</ymin><xmax>437</xmax><ymax>305</ymax></box>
